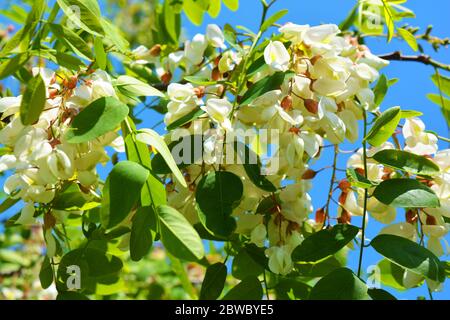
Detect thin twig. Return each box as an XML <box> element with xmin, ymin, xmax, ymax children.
<box><xmin>378</xmin><ymin>51</ymin><xmax>450</xmax><ymax>72</ymax></box>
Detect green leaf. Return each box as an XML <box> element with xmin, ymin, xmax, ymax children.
<box><xmin>183</xmin><ymin>0</ymin><xmax>205</xmax><ymax>26</ymax></box>
<box><xmin>400</xmin><ymin>110</ymin><xmax>423</xmax><ymax>118</ymax></box>
<box><xmin>309</xmin><ymin>268</ymin><xmax>369</xmax><ymax>300</ymax></box>
<box><xmin>397</xmin><ymin>27</ymin><xmax>418</xmax><ymax>51</ymax></box>
<box><xmin>52</xmin><ymin>183</ymin><xmax>87</xmax><ymax>210</ymax></box>
<box><xmin>49</xmin><ymin>23</ymin><xmax>93</xmax><ymax>60</ymax></box>
<box><xmin>235</xmin><ymin>142</ymin><xmax>277</xmax><ymax>192</ymax></box>
<box><xmin>365</xmin><ymin>106</ymin><xmax>401</xmax><ymax>147</ymax></box>
<box><xmin>292</xmin><ymin>224</ymin><xmax>359</xmax><ymax>263</ymax></box>
<box><xmin>371</xmin><ymin>234</ymin><xmax>445</xmax><ymax>282</ymax></box>
<box><xmin>196</xmin><ymin>171</ymin><xmax>243</xmax><ymax>238</ymax></box>
<box><xmin>163</xmin><ymin>0</ymin><xmax>181</xmax><ymax>44</ymax></box>
<box><xmin>346</xmin><ymin>168</ymin><xmax>378</xmax><ymax>189</ymax></box>
<box><xmin>56</xmin><ymin>0</ymin><xmax>104</xmax><ymax>36</ymax></box>
<box><xmin>166</xmin><ymin>109</ymin><xmax>206</xmax><ymax>131</ymax></box>
<box><xmin>383</xmin><ymin>4</ymin><xmax>395</xmax><ymax>42</ymax></box>
<box><xmin>232</xmin><ymin>246</ymin><xmax>265</xmax><ymax>280</ymax></box>
<box><xmin>19</xmin><ymin>74</ymin><xmax>46</xmax><ymax>125</ymax></box>
<box><xmin>431</xmin><ymin>73</ymin><xmax>450</xmax><ymax>97</ymax></box>
<box><xmin>66</xmin><ymin>97</ymin><xmax>129</xmax><ymax>143</ymax></box>
<box><xmin>115</xmin><ymin>75</ymin><xmax>164</xmax><ymax>98</ymax></box>
<box><xmin>240</xmin><ymin>71</ymin><xmax>291</xmax><ymax>106</ymax></box>
<box><xmin>57</xmin><ymin>247</ymin><xmax>123</xmax><ymax>293</ymax></box>
<box><xmin>427</xmin><ymin>93</ymin><xmax>450</xmax><ymax>111</ymax></box>
<box><xmin>0</xmin><ymin>53</ymin><xmax>29</xmax><ymax>79</ymax></box>
<box><xmin>373</xmin><ymin>74</ymin><xmax>388</xmax><ymax>107</ymax></box>
<box><xmin>222</xmin><ymin>276</ymin><xmax>263</xmax><ymax>300</ymax></box>
<box><xmin>208</xmin><ymin>0</ymin><xmax>221</xmax><ymax>17</ymax></box>
<box><xmin>183</xmin><ymin>76</ymin><xmax>217</xmax><ymax>86</ymax></box>
<box><xmin>377</xmin><ymin>258</ymin><xmax>406</xmax><ymax>290</ymax></box>
<box><xmin>373</xmin><ymin>178</ymin><xmax>440</xmax><ymax>208</ymax></box>
<box><xmin>200</xmin><ymin>262</ymin><xmax>227</xmax><ymax>300</ymax></box>
<box><xmin>130</xmin><ymin>206</ymin><xmax>154</xmax><ymax>261</ymax></box>
<box><xmin>157</xmin><ymin>205</ymin><xmax>204</xmax><ymax>261</ymax></box>
<box><xmin>39</xmin><ymin>256</ymin><xmax>54</xmax><ymax>289</ymax></box>
<box><xmin>223</xmin><ymin>0</ymin><xmax>239</xmax><ymax>11</ymax></box>
<box><xmin>261</xmin><ymin>9</ymin><xmax>288</xmax><ymax>32</ymax></box>
<box><xmin>101</xmin><ymin>161</ymin><xmax>149</xmax><ymax>228</ymax></box>
<box><xmin>94</xmin><ymin>37</ymin><xmax>107</xmax><ymax>70</ymax></box>
<box><xmin>0</xmin><ymin>197</ymin><xmax>19</xmax><ymax>214</ymax></box>
<box><xmin>368</xmin><ymin>288</ymin><xmax>397</xmax><ymax>300</ymax></box>
<box><xmin>136</xmin><ymin>128</ymin><xmax>187</xmax><ymax>188</ymax></box>
<box><xmin>372</xmin><ymin>149</ymin><xmax>440</xmax><ymax>176</ymax></box>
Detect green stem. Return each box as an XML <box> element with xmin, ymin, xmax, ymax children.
<box><xmin>357</xmin><ymin>110</ymin><xmax>369</xmax><ymax>278</ymax></box>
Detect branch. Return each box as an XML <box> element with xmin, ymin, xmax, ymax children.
<box><xmin>378</xmin><ymin>51</ymin><xmax>450</xmax><ymax>72</ymax></box>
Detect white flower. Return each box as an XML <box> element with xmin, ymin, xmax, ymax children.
<box><xmin>250</xmin><ymin>224</ymin><xmax>267</xmax><ymax>247</ymax></box>
<box><xmin>184</xmin><ymin>34</ymin><xmax>208</xmax><ymax>65</ymax></box>
<box><xmin>201</xmin><ymin>98</ymin><xmax>233</xmax><ymax>129</ymax></box>
<box><xmin>264</xmin><ymin>41</ymin><xmax>290</xmax><ymax>72</ymax></box>
<box><xmin>403</xmin><ymin>118</ymin><xmax>438</xmax><ymax>155</ymax></box>
<box><xmin>206</xmin><ymin>24</ymin><xmax>226</xmax><ymax>49</ymax></box>
<box><xmin>279</xmin><ymin>23</ymin><xmax>309</xmax><ymax>43</ymax></box>
<box><xmin>303</xmin><ymin>24</ymin><xmax>339</xmax><ymax>46</ymax></box>
<box><xmin>16</xmin><ymin>202</ymin><xmax>36</xmax><ymax>225</ymax></box>
<box><xmin>265</xmin><ymin>245</ymin><xmax>293</xmax><ymax>275</ymax></box>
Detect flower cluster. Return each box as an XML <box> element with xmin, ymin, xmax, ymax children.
<box><xmin>158</xmin><ymin>23</ymin><xmax>390</xmax><ymax>275</ymax></box>
<box><xmin>0</xmin><ymin>68</ymin><xmax>124</xmax><ymax>255</ymax></box>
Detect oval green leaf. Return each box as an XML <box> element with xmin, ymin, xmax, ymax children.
<box><xmin>372</xmin><ymin>149</ymin><xmax>440</xmax><ymax>176</ymax></box>
<box><xmin>309</xmin><ymin>268</ymin><xmax>369</xmax><ymax>300</ymax></box>
<box><xmin>365</xmin><ymin>106</ymin><xmax>401</xmax><ymax>147</ymax></box>
<box><xmin>222</xmin><ymin>276</ymin><xmax>263</xmax><ymax>300</ymax></box>
<box><xmin>130</xmin><ymin>206</ymin><xmax>154</xmax><ymax>261</ymax></box>
<box><xmin>371</xmin><ymin>234</ymin><xmax>445</xmax><ymax>282</ymax></box>
<box><xmin>292</xmin><ymin>224</ymin><xmax>359</xmax><ymax>263</ymax></box>
<box><xmin>196</xmin><ymin>171</ymin><xmax>243</xmax><ymax>238</ymax></box>
<box><xmin>372</xmin><ymin>179</ymin><xmax>440</xmax><ymax>208</ymax></box>
<box><xmin>200</xmin><ymin>262</ymin><xmax>227</xmax><ymax>300</ymax></box>
<box><xmin>20</xmin><ymin>74</ymin><xmax>46</xmax><ymax>125</ymax></box>
<box><xmin>66</xmin><ymin>97</ymin><xmax>129</xmax><ymax>144</ymax></box>
<box><xmin>157</xmin><ymin>205</ymin><xmax>204</xmax><ymax>261</ymax></box>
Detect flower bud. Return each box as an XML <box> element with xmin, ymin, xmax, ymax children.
<box><xmin>338</xmin><ymin>191</ymin><xmax>348</xmax><ymax>205</ymax></box>
<box><xmin>304</xmin><ymin>99</ymin><xmax>318</xmax><ymax>114</ymax></box>
<box><xmin>193</xmin><ymin>86</ymin><xmax>205</xmax><ymax>99</ymax></box>
<box><xmin>281</xmin><ymin>95</ymin><xmax>293</xmax><ymax>111</ymax></box>
<box><xmin>338</xmin><ymin>179</ymin><xmax>351</xmax><ymax>192</ymax></box>
<box><xmin>426</xmin><ymin>214</ymin><xmax>437</xmax><ymax>226</ymax></box>
<box><xmin>337</xmin><ymin>209</ymin><xmax>351</xmax><ymax>224</ymax></box>
<box><xmin>161</xmin><ymin>72</ymin><xmax>172</xmax><ymax>85</ymax></box>
<box><xmin>301</xmin><ymin>169</ymin><xmax>317</xmax><ymax>180</ymax></box>
<box><xmin>315</xmin><ymin>207</ymin><xmax>326</xmax><ymax>224</ymax></box>
<box><xmin>405</xmin><ymin>210</ymin><xmax>418</xmax><ymax>224</ymax></box>
<box><xmin>149</xmin><ymin>44</ymin><xmax>162</xmax><ymax>57</ymax></box>
<box><xmin>354</xmin><ymin>168</ymin><xmax>365</xmax><ymax>177</ymax></box>
<box><xmin>211</xmin><ymin>67</ymin><xmax>221</xmax><ymax>81</ymax></box>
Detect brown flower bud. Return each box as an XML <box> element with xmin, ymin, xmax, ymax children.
<box><xmin>304</xmin><ymin>99</ymin><xmax>319</xmax><ymax>114</ymax></box>
<box><xmin>426</xmin><ymin>214</ymin><xmax>437</xmax><ymax>226</ymax></box>
<box><xmin>289</xmin><ymin>127</ymin><xmax>300</xmax><ymax>134</ymax></box>
<box><xmin>281</xmin><ymin>95</ymin><xmax>293</xmax><ymax>111</ymax></box>
<box><xmin>310</xmin><ymin>55</ymin><xmax>322</xmax><ymax>65</ymax></box>
<box><xmin>214</xmin><ymin>55</ymin><xmax>222</xmax><ymax>66</ymax></box>
<box><xmin>44</xmin><ymin>211</ymin><xmax>56</xmax><ymax>230</ymax></box>
<box><xmin>405</xmin><ymin>210</ymin><xmax>418</xmax><ymax>224</ymax></box>
<box><xmin>337</xmin><ymin>209</ymin><xmax>351</xmax><ymax>224</ymax></box>
<box><xmin>48</xmin><ymin>88</ymin><xmax>59</xmax><ymax>100</ymax></box>
<box><xmin>338</xmin><ymin>179</ymin><xmax>351</xmax><ymax>192</ymax></box>
<box><xmin>338</xmin><ymin>191</ymin><xmax>349</xmax><ymax>205</ymax></box>
<box><xmin>149</xmin><ymin>44</ymin><xmax>162</xmax><ymax>57</ymax></box>
<box><xmin>302</xmin><ymin>169</ymin><xmax>317</xmax><ymax>180</ymax></box>
<box><xmin>315</xmin><ymin>207</ymin><xmax>326</xmax><ymax>224</ymax></box>
<box><xmin>211</xmin><ymin>67</ymin><xmax>221</xmax><ymax>81</ymax></box>
<box><xmin>161</xmin><ymin>72</ymin><xmax>172</xmax><ymax>85</ymax></box>
<box><xmin>66</xmin><ymin>75</ymin><xmax>78</xmax><ymax>89</ymax></box>
<box><xmin>193</xmin><ymin>86</ymin><xmax>205</xmax><ymax>99</ymax></box>
<box><xmin>354</xmin><ymin>167</ymin><xmax>365</xmax><ymax>177</ymax></box>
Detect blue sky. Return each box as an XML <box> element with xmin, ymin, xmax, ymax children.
<box><xmin>1</xmin><ymin>0</ymin><xmax>450</xmax><ymax>299</ymax></box>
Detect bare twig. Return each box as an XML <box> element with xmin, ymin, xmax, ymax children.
<box><xmin>378</xmin><ymin>51</ymin><xmax>450</xmax><ymax>72</ymax></box>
